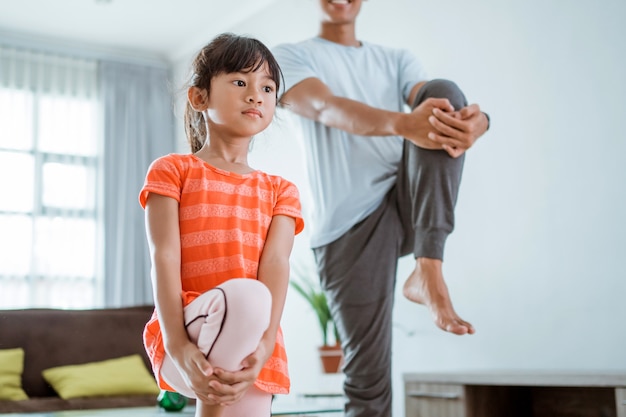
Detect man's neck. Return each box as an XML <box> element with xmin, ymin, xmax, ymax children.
<box><xmin>318</xmin><ymin>22</ymin><xmax>360</xmax><ymax>47</ymax></box>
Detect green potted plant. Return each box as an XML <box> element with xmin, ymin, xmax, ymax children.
<box><xmin>290</xmin><ymin>271</ymin><xmax>343</xmax><ymax>373</ymax></box>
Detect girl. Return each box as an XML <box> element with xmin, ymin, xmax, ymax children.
<box><xmin>139</xmin><ymin>33</ymin><xmax>304</xmax><ymax>417</ymax></box>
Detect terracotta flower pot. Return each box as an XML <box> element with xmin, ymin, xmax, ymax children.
<box><xmin>318</xmin><ymin>344</ymin><xmax>343</xmax><ymax>373</ymax></box>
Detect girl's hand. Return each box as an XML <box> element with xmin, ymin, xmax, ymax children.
<box><xmin>170</xmin><ymin>343</ymin><xmax>217</xmax><ymax>404</ymax></box>
<box><xmin>204</xmin><ymin>339</ymin><xmax>272</xmax><ymax>405</ymax></box>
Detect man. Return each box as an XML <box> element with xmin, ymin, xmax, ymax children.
<box><xmin>273</xmin><ymin>1</ymin><xmax>489</xmax><ymax>415</ymax></box>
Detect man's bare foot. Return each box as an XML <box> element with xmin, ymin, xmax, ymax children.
<box><xmin>402</xmin><ymin>257</ymin><xmax>475</xmax><ymax>335</ymax></box>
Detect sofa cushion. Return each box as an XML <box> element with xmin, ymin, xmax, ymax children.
<box><xmin>0</xmin><ymin>305</ymin><xmax>155</xmax><ymax>398</ymax></box>
<box><xmin>42</xmin><ymin>354</ymin><xmax>160</xmax><ymax>400</ymax></box>
<box><xmin>0</xmin><ymin>348</ymin><xmax>28</xmax><ymax>401</ymax></box>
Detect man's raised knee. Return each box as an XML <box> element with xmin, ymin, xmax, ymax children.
<box><xmin>413</xmin><ymin>79</ymin><xmax>467</xmax><ymax>110</ymax></box>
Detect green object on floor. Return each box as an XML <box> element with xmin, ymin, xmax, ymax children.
<box><xmin>158</xmin><ymin>390</ymin><xmax>188</xmax><ymax>412</ymax></box>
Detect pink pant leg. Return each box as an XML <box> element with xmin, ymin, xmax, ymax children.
<box><xmin>197</xmin><ymin>385</ymin><xmax>272</xmax><ymax>417</ymax></box>
<box><xmin>160</xmin><ymin>278</ymin><xmax>272</xmax><ymax>401</ymax></box>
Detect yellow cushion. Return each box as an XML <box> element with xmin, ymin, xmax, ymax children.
<box><xmin>42</xmin><ymin>354</ymin><xmax>160</xmax><ymax>400</ymax></box>
<box><xmin>0</xmin><ymin>348</ymin><xmax>29</xmax><ymax>401</ymax></box>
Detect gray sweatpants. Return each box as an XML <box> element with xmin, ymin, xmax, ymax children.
<box><xmin>313</xmin><ymin>80</ymin><xmax>467</xmax><ymax>417</ymax></box>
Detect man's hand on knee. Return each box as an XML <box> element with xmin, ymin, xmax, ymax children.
<box><xmin>399</xmin><ymin>97</ymin><xmax>455</xmax><ymax>150</ymax></box>
<box><xmin>428</xmin><ymin>103</ymin><xmax>489</xmax><ymax>158</ymax></box>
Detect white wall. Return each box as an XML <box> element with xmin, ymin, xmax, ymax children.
<box><xmin>174</xmin><ymin>1</ymin><xmax>626</xmax><ymax>415</ymax></box>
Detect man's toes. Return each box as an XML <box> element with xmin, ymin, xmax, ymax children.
<box><xmin>446</xmin><ymin>322</ymin><xmax>469</xmax><ymax>335</ymax></box>
<box><xmin>464</xmin><ymin>322</ymin><xmax>476</xmax><ymax>334</ymax></box>
<box><xmin>437</xmin><ymin>317</ymin><xmax>472</xmax><ymax>335</ymax></box>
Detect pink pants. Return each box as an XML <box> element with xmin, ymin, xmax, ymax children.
<box><xmin>161</xmin><ymin>278</ymin><xmax>273</xmax><ymax>416</ymax></box>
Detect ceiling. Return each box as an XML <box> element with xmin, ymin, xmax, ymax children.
<box><xmin>0</xmin><ymin>0</ymin><xmax>280</xmax><ymax>62</ymax></box>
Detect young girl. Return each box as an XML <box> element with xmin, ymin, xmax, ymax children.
<box><xmin>139</xmin><ymin>33</ymin><xmax>304</xmax><ymax>417</ymax></box>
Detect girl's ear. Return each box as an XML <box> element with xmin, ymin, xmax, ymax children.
<box><xmin>188</xmin><ymin>87</ymin><xmax>209</xmax><ymax>111</ymax></box>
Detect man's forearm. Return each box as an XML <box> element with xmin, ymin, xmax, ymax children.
<box><xmin>310</xmin><ymin>95</ymin><xmax>404</xmax><ymax>137</ymax></box>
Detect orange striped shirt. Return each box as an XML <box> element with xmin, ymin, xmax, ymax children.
<box><xmin>139</xmin><ymin>153</ymin><xmax>304</xmax><ymax>394</ymax></box>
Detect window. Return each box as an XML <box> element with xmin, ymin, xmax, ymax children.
<box><xmin>0</xmin><ymin>47</ymin><xmax>101</xmax><ymax>308</ymax></box>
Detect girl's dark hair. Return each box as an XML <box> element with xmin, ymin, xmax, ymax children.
<box><xmin>184</xmin><ymin>33</ymin><xmax>283</xmax><ymax>153</ymax></box>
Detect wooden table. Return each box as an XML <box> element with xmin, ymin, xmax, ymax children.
<box><xmin>404</xmin><ymin>371</ymin><xmax>626</xmax><ymax>417</ymax></box>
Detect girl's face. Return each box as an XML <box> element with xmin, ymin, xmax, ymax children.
<box><xmin>206</xmin><ymin>61</ymin><xmax>277</xmax><ymax>139</ymax></box>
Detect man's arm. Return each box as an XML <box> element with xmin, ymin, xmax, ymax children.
<box><xmin>281</xmin><ymin>77</ymin><xmax>451</xmax><ymax>149</ymax></box>
<box><xmin>281</xmin><ymin>77</ymin><xmax>489</xmax><ymax>157</ymax></box>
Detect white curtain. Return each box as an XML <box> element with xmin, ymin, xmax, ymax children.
<box><xmin>100</xmin><ymin>61</ymin><xmax>175</xmax><ymax>307</ymax></box>
<box><xmin>0</xmin><ymin>46</ymin><xmax>101</xmax><ymax>308</ymax></box>
<box><xmin>0</xmin><ymin>43</ymin><xmax>175</xmax><ymax>309</ymax></box>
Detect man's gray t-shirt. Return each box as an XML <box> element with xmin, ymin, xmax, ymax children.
<box><xmin>273</xmin><ymin>37</ymin><xmax>427</xmax><ymax>248</ymax></box>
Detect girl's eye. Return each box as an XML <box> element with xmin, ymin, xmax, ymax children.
<box><xmin>263</xmin><ymin>86</ymin><xmax>274</xmax><ymax>93</ymax></box>
<box><xmin>234</xmin><ymin>80</ymin><xmax>245</xmax><ymax>87</ymax></box>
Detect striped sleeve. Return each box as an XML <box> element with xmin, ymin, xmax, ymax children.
<box><xmin>274</xmin><ymin>178</ymin><xmax>304</xmax><ymax>235</ymax></box>
<box><xmin>139</xmin><ymin>154</ymin><xmax>184</xmax><ymax>208</ymax></box>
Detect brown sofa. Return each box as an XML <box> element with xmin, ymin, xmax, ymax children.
<box><xmin>0</xmin><ymin>305</ymin><xmax>161</xmax><ymax>413</ymax></box>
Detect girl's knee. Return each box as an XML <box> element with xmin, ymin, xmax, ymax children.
<box><xmin>219</xmin><ymin>279</ymin><xmax>271</xmax><ymax>327</ymax></box>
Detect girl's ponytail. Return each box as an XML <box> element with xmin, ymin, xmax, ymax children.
<box><xmin>184</xmin><ymin>101</ymin><xmax>206</xmax><ymax>153</ymax></box>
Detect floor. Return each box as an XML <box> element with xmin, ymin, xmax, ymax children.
<box><xmin>1</xmin><ymin>394</ymin><xmax>345</xmax><ymax>416</ymax></box>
